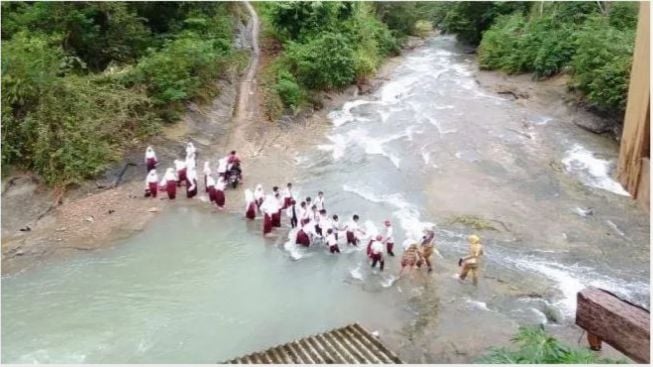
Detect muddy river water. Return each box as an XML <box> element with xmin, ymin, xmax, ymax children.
<box><xmin>2</xmin><ymin>36</ymin><xmax>649</xmax><ymax>363</ymax></box>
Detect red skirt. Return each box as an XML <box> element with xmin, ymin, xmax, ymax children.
<box><xmin>146</xmin><ymin>158</ymin><xmax>157</xmax><ymax>172</ymax></box>
<box><xmin>186</xmin><ymin>180</ymin><xmax>197</xmax><ymax>199</ymax></box>
<box><xmin>346</xmin><ymin>231</ymin><xmax>357</xmax><ymax>245</ymax></box>
<box><xmin>215</xmin><ymin>190</ymin><xmax>225</xmax><ymax>208</ymax></box>
<box><xmin>301</xmin><ymin>218</ymin><xmax>310</xmax><ymax>226</ymax></box>
<box><xmin>208</xmin><ymin>186</ymin><xmax>217</xmax><ymax>202</ymax></box>
<box><xmin>246</xmin><ymin>202</ymin><xmax>256</xmax><ymax>220</ymax></box>
<box><xmin>177</xmin><ymin>168</ymin><xmax>187</xmax><ymax>187</ymax></box>
<box><xmin>166</xmin><ymin>181</ymin><xmax>176</xmax><ymax>199</ymax></box>
<box><xmin>296</xmin><ymin>230</ymin><xmax>310</xmax><ymax>247</ymax></box>
<box><xmin>147</xmin><ymin>182</ymin><xmax>158</xmax><ymax>198</ymax></box>
<box><xmin>283</xmin><ymin>197</ymin><xmax>292</xmax><ymax>209</ymax></box>
<box><xmin>263</xmin><ymin>213</ymin><xmax>273</xmax><ymax>235</ymax></box>
<box><xmin>370</xmin><ymin>253</ymin><xmax>383</xmax><ymax>262</ymax></box>
<box><xmin>272</xmin><ymin>211</ymin><xmax>281</xmax><ymax>227</ymax></box>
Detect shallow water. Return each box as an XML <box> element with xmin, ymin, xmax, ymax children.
<box><xmin>2</xmin><ymin>36</ymin><xmax>649</xmax><ymax>363</ymax></box>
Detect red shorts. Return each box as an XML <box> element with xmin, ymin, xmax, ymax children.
<box><xmin>246</xmin><ymin>203</ymin><xmax>256</xmax><ymax>219</ymax></box>
<box><xmin>146</xmin><ymin>158</ymin><xmax>157</xmax><ymax>172</ymax></box>
<box><xmin>147</xmin><ymin>182</ymin><xmax>158</xmax><ymax>198</ymax></box>
<box><xmin>296</xmin><ymin>230</ymin><xmax>310</xmax><ymax>247</ymax></box>
<box><xmin>166</xmin><ymin>181</ymin><xmax>177</xmax><ymax>199</ymax></box>
<box><xmin>177</xmin><ymin>168</ymin><xmax>187</xmax><ymax>186</ymax></box>
<box><xmin>263</xmin><ymin>213</ymin><xmax>272</xmax><ymax>235</ymax></box>
<box><xmin>346</xmin><ymin>231</ymin><xmax>358</xmax><ymax>245</ymax></box>
<box><xmin>215</xmin><ymin>190</ymin><xmax>225</xmax><ymax>207</ymax></box>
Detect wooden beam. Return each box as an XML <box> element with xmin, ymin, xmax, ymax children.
<box><xmin>618</xmin><ymin>1</ymin><xmax>650</xmax><ymax>200</ymax></box>
<box><xmin>576</xmin><ymin>287</ymin><xmax>650</xmax><ymax>363</ymax></box>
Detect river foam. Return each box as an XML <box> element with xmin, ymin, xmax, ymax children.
<box><xmin>561</xmin><ymin>144</ymin><xmax>629</xmax><ymax>196</ymax></box>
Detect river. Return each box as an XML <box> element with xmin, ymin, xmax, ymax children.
<box><xmin>2</xmin><ymin>36</ymin><xmax>649</xmax><ymax>363</ymax></box>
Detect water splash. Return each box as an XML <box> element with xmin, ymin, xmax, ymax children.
<box><xmin>561</xmin><ymin>144</ymin><xmax>629</xmax><ymax>196</ymax></box>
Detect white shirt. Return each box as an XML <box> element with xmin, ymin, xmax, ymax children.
<box><xmin>346</xmin><ymin>220</ymin><xmax>359</xmax><ymax>232</ymax></box>
<box><xmin>302</xmin><ymin>222</ymin><xmax>315</xmax><ymax>236</ymax></box>
<box><xmin>331</xmin><ymin>218</ymin><xmax>340</xmax><ymax>231</ymax></box>
<box><xmin>217</xmin><ymin>158</ymin><xmax>227</xmax><ymax>173</ymax></box>
<box><xmin>261</xmin><ymin>195</ymin><xmax>277</xmax><ymax>215</ymax></box>
<box><xmin>145</xmin><ymin>171</ymin><xmax>159</xmax><ymax>184</ymax></box>
<box><xmin>315</xmin><ymin>196</ymin><xmax>325</xmax><ymax>210</ymax></box>
<box><xmin>255</xmin><ymin>188</ymin><xmax>265</xmax><ymax>201</ymax></box>
<box><xmin>186</xmin><ymin>156</ymin><xmax>196</xmax><ymax>171</ymax></box>
<box><xmin>215</xmin><ymin>179</ymin><xmax>226</xmax><ymax>191</ymax></box>
<box><xmin>319</xmin><ymin>215</ymin><xmax>330</xmax><ymax>230</ymax></box>
<box><xmin>371</xmin><ymin>241</ymin><xmax>384</xmax><ymax>255</ymax></box>
<box><xmin>286</xmin><ymin>201</ymin><xmax>296</xmax><ymax>218</ymax></box>
<box><xmin>206</xmin><ymin>175</ymin><xmax>216</xmax><ymax>188</ymax></box>
<box><xmin>383</xmin><ymin>226</ymin><xmax>394</xmax><ymax>243</ymax></box>
<box><xmin>145</xmin><ymin>148</ymin><xmax>157</xmax><ymax>161</ymax></box>
<box><xmin>160</xmin><ymin>169</ymin><xmax>176</xmax><ymax>186</ymax></box>
<box><xmin>283</xmin><ymin>187</ymin><xmax>293</xmax><ymax>199</ymax></box>
<box><xmin>174</xmin><ymin>160</ymin><xmax>186</xmax><ymax>171</ymax></box>
<box><xmin>146</xmin><ymin>171</ymin><xmax>159</xmax><ymax>183</ymax></box>
<box><xmin>203</xmin><ymin>161</ymin><xmax>211</xmax><ymax>176</ymax></box>
<box><xmin>326</xmin><ymin>233</ymin><xmax>338</xmax><ymax>247</ymax></box>
<box><xmin>185</xmin><ymin>144</ymin><xmax>196</xmax><ymax>160</ymax></box>
<box><xmin>301</xmin><ymin>207</ymin><xmax>311</xmax><ymax>221</ymax></box>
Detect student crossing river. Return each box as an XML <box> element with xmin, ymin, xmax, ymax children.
<box><xmin>140</xmin><ymin>143</ymin><xmax>486</xmax><ymax>284</ymax></box>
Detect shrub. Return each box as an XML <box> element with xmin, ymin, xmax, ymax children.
<box><xmin>126</xmin><ymin>33</ymin><xmax>230</xmax><ymax>108</ymax></box>
<box><xmin>571</xmin><ymin>17</ymin><xmax>635</xmax><ymax>111</ymax></box>
<box><xmin>286</xmin><ymin>32</ymin><xmax>355</xmax><ymax>90</ymax></box>
<box><xmin>479</xmin><ymin>326</ymin><xmax>625</xmax><ymax>364</ymax></box>
<box><xmin>477</xmin><ymin>14</ymin><xmax>525</xmax><ymax>72</ymax></box>
<box><xmin>1</xmin><ymin>32</ymin><xmax>64</xmax><ymax>166</ymax></box>
<box><xmin>479</xmin><ymin>13</ymin><xmax>578</xmax><ymax>78</ymax></box>
<box><xmin>27</xmin><ymin>75</ymin><xmax>158</xmax><ymax>186</ymax></box>
<box><xmin>439</xmin><ymin>1</ymin><xmax>530</xmax><ymax>45</ymax></box>
<box><xmin>265</xmin><ymin>1</ymin><xmax>354</xmax><ymax>42</ymax></box>
<box><xmin>414</xmin><ymin>20</ymin><xmax>434</xmax><ymax>38</ymax></box>
<box><xmin>275</xmin><ymin>69</ymin><xmax>303</xmax><ymax>110</ymax></box>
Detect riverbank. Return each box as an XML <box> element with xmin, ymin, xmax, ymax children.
<box><xmin>0</xmin><ymin>28</ymin><xmax>412</xmax><ymax>277</ymax></box>
<box><xmin>473</xmin><ymin>69</ymin><xmax>624</xmax><ymax>139</ymax></box>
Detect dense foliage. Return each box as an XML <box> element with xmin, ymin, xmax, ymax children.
<box><xmin>431</xmin><ymin>1</ymin><xmax>639</xmax><ymax>115</ymax></box>
<box><xmin>2</xmin><ymin>2</ymin><xmax>244</xmax><ymax>186</ymax></box>
<box><xmin>479</xmin><ymin>326</ymin><xmax>625</xmax><ymax>364</ymax></box>
<box><xmin>258</xmin><ymin>1</ymin><xmax>431</xmax><ymax>117</ymax></box>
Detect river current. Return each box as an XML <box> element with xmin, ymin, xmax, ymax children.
<box><xmin>2</xmin><ymin>36</ymin><xmax>649</xmax><ymax>363</ymax></box>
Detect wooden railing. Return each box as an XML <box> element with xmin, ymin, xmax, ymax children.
<box><xmin>576</xmin><ymin>287</ymin><xmax>650</xmax><ymax>363</ymax></box>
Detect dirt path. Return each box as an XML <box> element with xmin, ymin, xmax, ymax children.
<box><xmin>234</xmin><ymin>1</ymin><xmax>260</xmax><ymax>122</ymax></box>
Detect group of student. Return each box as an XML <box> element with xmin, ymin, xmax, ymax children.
<box><xmin>143</xmin><ymin>143</ymin><xmax>240</xmax><ymax>210</ymax></box>
<box><xmin>142</xmin><ymin>143</ymin><xmax>485</xmax><ymax>284</ymax></box>
<box><xmin>241</xmin><ymin>183</ymin><xmax>484</xmax><ymax>282</ymax></box>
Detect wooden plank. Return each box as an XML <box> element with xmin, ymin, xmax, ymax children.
<box><xmin>618</xmin><ymin>1</ymin><xmax>650</xmax><ymax>199</ymax></box>
<box><xmin>636</xmin><ymin>157</ymin><xmax>649</xmax><ymax>211</ymax></box>
<box><xmin>576</xmin><ymin>287</ymin><xmax>650</xmax><ymax>363</ymax></box>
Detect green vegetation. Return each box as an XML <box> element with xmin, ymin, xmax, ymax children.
<box><xmin>429</xmin><ymin>1</ymin><xmax>639</xmax><ymax>115</ymax></box>
<box><xmin>2</xmin><ymin>2</ymin><xmax>244</xmax><ymax>186</ymax></box>
<box><xmin>479</xmin><ymin>326</ymin><xmax>626</xmax><ymax>364</ymax></box>
<box><xmin>257</xmin><ymin>1</ymin><xmax>432</xmax><ymax>119</ymax></box>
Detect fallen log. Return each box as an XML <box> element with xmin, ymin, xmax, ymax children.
<box><xmin>576</xmin><ymin>287</ymin><xmax>650</xmax><ymax>363</ymax></box>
